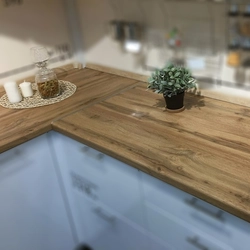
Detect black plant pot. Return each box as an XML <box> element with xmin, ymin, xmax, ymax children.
<box><xmin>164</xmin><ymin>92</ymin><xmax>185</xmax><ymax>112</ymax></box>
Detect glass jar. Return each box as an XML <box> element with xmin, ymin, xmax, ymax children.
<box><xmin>35</xmin><ymin>62</ymin><xmax>60</xmax><ymax>99</ymax></box>
<box><xmin>31</xmin><ymin>46</ymin><xmax>60</xmax><ymax>99</ymax></box>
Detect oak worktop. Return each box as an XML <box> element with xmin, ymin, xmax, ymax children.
<box><xmin>0</xmin><ymin>66</ymin><xmax>139</xmax><ymax>153</ymax></box>
<box><xmin>1</xmin><ymin>65</ymin><xmax>250</xmax><ymax>223</ymax></box>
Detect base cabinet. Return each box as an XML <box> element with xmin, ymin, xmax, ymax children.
<box><xmin>49</xmin><ymin>131</ymin><xmax>146</xmax><ymax>228</ymax></box>
<box><xmin>141</xmin><ymin>172</ymin><xmax>250</xmax><ymax>250</ymax></box>
<box><xmin>71</xmin><ymin>194</ymin><xmax>151</xmax><ymax>250</ymax></box>
<box><xmin>4</xmin><ymin>131</ymin><xmax>250</xmax><ymax>250</ymax></box>
<box><xmin>0</xmin><ymin>134</ymin><xmax>75</xmax><ymax>250</ymax></box>
<box><xmin>145</xmin><ymin>202</ymin><xmax>231</xmax><ymax>250</ymax></box>
<box><xmin>48</xmin><ymin>131</ymin><xmax>250</xmax><ymax>250</ymax></box>
<box><xmin>50</xmin><ymin>131</ymin><xmax>152</xmax><ymax>250</ymax></box>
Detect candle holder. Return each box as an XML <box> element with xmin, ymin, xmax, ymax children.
<box><xmin>30</xmin><ymin>46</ymin><xmax>60</xmax><ymax>99</ymax></box>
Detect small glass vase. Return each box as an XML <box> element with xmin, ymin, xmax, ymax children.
<box><xmin>31</xmin><ymin>46</ymin><xmax>60</xmax><ymax>99</ymax></box>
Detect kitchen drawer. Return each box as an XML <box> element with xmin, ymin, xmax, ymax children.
<box><xmin>145</xmin><ymin>202</ymin><xmax>232</xmax><ymax>250</ymax></box>
<box><xmin>142</xmin><ymin>172</ymin><xmax>250</xmax><ymax>250</ymax></box>
<box><xmin>0</xmin><ymin>138</ymin><xmax>39</xmax><ymax>178</ymax></box>
<box><xmin>71</xmin><ymin>194</ymin><xmax>151</xmax><ymax>250</ymax></box>
<box><xmin>51</xmin><ymin>131</ymin><xmax>146</xmax><ymax>227</ymax></box>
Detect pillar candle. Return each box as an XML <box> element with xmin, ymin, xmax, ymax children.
<box><xmin>19</xmin><ymin>81</ymin><xmax>33</xmax><ymax>97</ymax></box>
<box><xmin>3</xmin><ymin>81</ymin><xmax>22</xmax><ymax>103</ymax></box>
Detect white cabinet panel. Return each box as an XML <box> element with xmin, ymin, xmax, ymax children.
<box><xmin>50</xmin><ymin>131</ymin><xmax>177</xmax><ymax>250</ymax></box>
<box><xmin>72</xmin><ymin>194</ymin><xmax>150</xmax><ymax>250</ymax></box>
<box><xmin>48</xmin><ymin>131</ymin><xmax>250</xmax><ymax>250</ymax></box>
<box><xmin>142</xmin><ymin>172</ymin><xmax>250</xmax><ymax>250</ymax></box>
<box><xmin>0</xmin><ymin>134</ymin><xmax>75</xmax><ymax>250</ymax></box>
<box><xmin>50</xmin><ymin>131</ymin><xmax>146</xmax><ymax>228</ymax></box>
<box><xmin>146</xmin><ymin>202</ymin><xmax>232</xmax><ymax>250</ymax></box>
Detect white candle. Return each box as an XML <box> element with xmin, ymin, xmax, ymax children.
<box><xmin>3</xmin><ymin>81</ymin><xmax>22</xmax><ymax>103</ymax></box>
<box><xmin>19</xmin><ymin>81</ymin><xmax>33</xmax><ymax>97</ymax></box>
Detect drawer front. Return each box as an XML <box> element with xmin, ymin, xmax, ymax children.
<box><xmin>142</xmin><ymin>172</ymin><xmax>250</xmax><ymax>249</ymax></box>
<box><xmin>71</xmin><ymin>194</ymin><xmax>151</xmax><ymax>250</ymax></box>
<box><xmin>0</xmin><ymin>136</ymin><xmax>43</xmax><ymax>177</ymax></box>
<box><xmin>52</xmin><ymin>132</ymin><xmax>146</xmax><ymax>227</ymax></box>
<box><xmin>145</xmin><ymin>202</ymin><xmax>232</xmax><ymax>250</ymax></box>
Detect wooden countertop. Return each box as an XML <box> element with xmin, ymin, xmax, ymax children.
<box><xmin>0</xmin><ymin>66</ymin><xmax>139</xmax><ymax>153</ymax></box>
<box><xmin>52</xmin><ymin>83</ymin><xmax>250</xmax><ymax>223</ymax></box>
<box><xmin>1</xmin><ymin>64</ymin><xmax>250</xmax><ymax>223</ymax></box>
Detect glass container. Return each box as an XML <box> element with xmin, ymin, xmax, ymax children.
<box><xmin>30</xmin><ymin>46</ymin><xmax>60</xmax><ymax>99</ymax></box>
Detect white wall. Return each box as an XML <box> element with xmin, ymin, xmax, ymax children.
<box><xmin>0</xmin><ymin>0</ymin><xmax>76</xmax><ymax>85</ymax></box>
<box><xmin>1</xmin><ymin>0</ymin><xmax>250</xmax><ymax>104</ymax></box>
<box><xmin>77</xmin><ymin>0</ymin><xmax>226</xmax><ymax>75</ymax></box>
<box><xmin>77</xmin><ymin>0</ymin><xmax>250</xmax><ymax>103</ymax></box>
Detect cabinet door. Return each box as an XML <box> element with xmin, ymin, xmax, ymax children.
<box><xmin>141</xmin><ymin>171</ymin><xmax>250</xmax><ymax>250</ymax></box>
<box><xmin>0</xmin><ymin>134</ymin><xmax>75</xmax><ymax>250</ymax></box>
<box><xmin>71</xmin><ymin>193</ymin><xmax>150</xmax><ymax>250</ymax></box>
<box><xmin>145</xmin><ymin>202</ymin><xmax>232</xmax><ymax>250</ymax></box>
<box><xmin>50</xmin><ymin>131</ymin><xmax>146</xmax><ymax>228</ymax></box>
<box><xmin>50</xmin><ymin>131</ymin><xmax>176</xmax><ymax>250</ymax></box>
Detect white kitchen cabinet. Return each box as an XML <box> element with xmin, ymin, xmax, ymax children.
<box><xmin>0</xmin><ymin>134</ymin><xmax>75</xmax><ymax>250</ymax></box>
<box><xmin>69</xmin><ymin>193</ymin><xmax>151</xmax><ymax>250</ymax></box>
<box><xmin>49</xmin><ymin>131</ymin><xmax>153</xmax><ymax>249</ymax></box>
<box><xmin>50</xmin><ymin>131</ymin><xmax>178</xmax><ymax>250</ymax></box>
<box><xmin>48</xmin><ymin>131</ymin><xmax>250</xmax><ymax>250</ymax></box>
<box><xmin>141</xmin><ymin>171</ymin><xmax>250</xmax><ymax>250</ymax></box>
<box><xmin>145</xmin><ymin>202</ymin><xmax>232</xmax><ymax>250</ymax></box>
<box><xmin>50</xmin><ymin>131</ymin><xmax>146</xmax><ymax>228</ymax></box>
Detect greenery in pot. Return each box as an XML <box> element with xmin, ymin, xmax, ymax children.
<box><xmin>147</xmin><ymin>64</ymin><xmax>196</xmax><ymax>97</ymax></box>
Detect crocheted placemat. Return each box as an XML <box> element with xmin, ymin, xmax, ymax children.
<box><xmin>0</xmin><ymin>80</ymin><xmax>77</xmax><ymax>109</ymax></box>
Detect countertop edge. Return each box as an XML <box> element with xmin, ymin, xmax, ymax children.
<box><xmin>51</xmin><ymin>123</ymin><xmax>250</xmax><ymax>224</ymax></box>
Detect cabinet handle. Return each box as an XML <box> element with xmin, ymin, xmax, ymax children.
<box><xmin>93</xmin><ymin>207</ymin><xmax>116</xmax><ymax>223</ymax></box>
<box><xmin>186</xmin><ymin>236</ymin><xmax>209</xmax><ymax>250</ymax></box>
<box><xmin>81</xmin><ymin>147</ymin><xmax>104</xmax><ymax>160</ymax></box>
<box><xmin>74</xmin><ymin>243</ymin><xmax>93</xmax><ymax>250</ymax></box>
<box><xmin>96</xmin><ymin>153</ymin><xmax>104</xmax><ymax>160</ymax></box>
<box><xmin>71</xmin><ymin>172</ymin><xmax>98</xmax><ymax>200</ymax></box>
<box><xmin>81</xmin><ymin>146</ymin><xmax>89</xmax><ymax>152</ymax></box>
<box><xmin>185</xmin><ymin>198</ymin><xmax>224</xmax><ymax>222</ymax></box>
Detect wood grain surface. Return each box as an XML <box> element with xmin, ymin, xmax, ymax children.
<box><xmin>52</xmin><ymin>83</ymin><xmax>250</xmax><ymax>222</ymax></box>
<box><xmin>0</xmin><ymin>67</ymin><xmax>139</xmax><ymax>153</ymax></box>
<box><xmin>86</xmin><ymin>63</ymin><xmax>148</xmax><ymax>83</ymax></box>
<box><xmin>1</xmin><ymin>64</ymin><xmax>250</xmax><ymax>222</ymax></box>
<box><xmin>86</xmin><ymin>63</ymin><xmax>250</xmax><ymax>108</ymax></box>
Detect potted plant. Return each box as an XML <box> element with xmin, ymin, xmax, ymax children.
<box><xmin>147</xmin><ymin>64</ymin><xmax>196</xmax><ymax>112</ymax></box>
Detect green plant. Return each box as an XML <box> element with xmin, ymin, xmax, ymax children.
<box><xmin>147</xmin><ymin>64</ymin><xmax>196</xmax><ymax>97</ymax></box>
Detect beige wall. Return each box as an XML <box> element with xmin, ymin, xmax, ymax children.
<box><xmin>0</xmin><ymin>0</ymin><xmax>73</xmax><ymax>84</ymax></box>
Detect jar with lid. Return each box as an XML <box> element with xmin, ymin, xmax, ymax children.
<box><xmin>35</xmin><ymin>61</ymin><xmax>60</xmax><ymax>99</ymax></box>
<box><xmin>31</xmin><ymin>46</ymin><xmax>60</xmax><ymax>99</ymax></box>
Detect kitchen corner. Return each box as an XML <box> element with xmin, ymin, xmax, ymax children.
<box><xmin>1</xmin><ymin>64</ymin><xmax>250</xmax><ymax>250</ymax></box>
<box><xmin>51</xmin><ymin>70</ymin><xmax>250</xmax><ymax>223</ymax></box>
<box><xmin>0</xmin><ymin>65</ymin><xmax>139</xmax><ymax>153</ymax></box>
